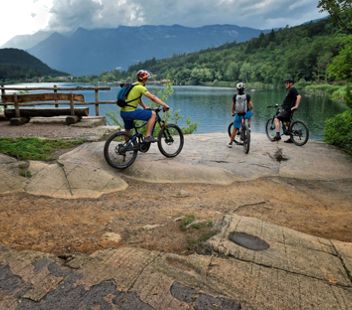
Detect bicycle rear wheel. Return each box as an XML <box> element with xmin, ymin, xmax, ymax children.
<box><xmin>104</xmin><ymin>131</ymin><xmax>138</xmax><ymax>169</ymax></box>
<box><xmin>157</xmin><ymin>124</ymin><xmax>184</xmax><ymax>158</ymax></box>
<box><xmin>242</xmin><ymin>126</ymin><xmax>250</xmax><ymax>154</ymax></box>
<box><xmin>265</xmin><ymin>118</ymin><xmax>277</xmax><ymax>141</ymax></box>
<box><xmin>289</xmin><ymin>120</ymin><xmax>309</xmax><ymax>146</ymax></box>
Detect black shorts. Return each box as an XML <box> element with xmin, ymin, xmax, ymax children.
<box><xmin>276</xmin><ymin>110</ymin><xmax>292</xmax><ymax>122</ymax></box>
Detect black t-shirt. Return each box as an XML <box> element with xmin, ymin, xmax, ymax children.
<box><xmin>282</xmin><ymin>87</ymin><xmax>299</xmax><ymax>111</ymax></box>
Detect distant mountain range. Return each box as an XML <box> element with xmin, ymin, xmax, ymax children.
<box><xmin>0</xmin><ymin>48</ymin><xmax>67</xmax><ymax>81</ymax></box>
<box><xmin>2</xmin><ymin>25</ymin><xmax>268</xmax><ymax>76</ymax></box>
<box><xmin>2</xmin><ymin>31</ymin><xmax>54</xmax><ymax>50</ymax></box>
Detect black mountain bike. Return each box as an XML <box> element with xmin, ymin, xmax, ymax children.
<box><xmin>104</xmin><ymin>107</ymin><xmax>184</xmax><ymax>169</ymax></box>
<box><xmin>265</xmin><ymin>104</ymin><xmax>309</xmax><ymax>146</ymax></box>
<box><xmin>227</xmin><ymin>116</ymin><xmax>251</xmax><ymax>154</ymax></box>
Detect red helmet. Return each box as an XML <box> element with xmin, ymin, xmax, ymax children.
<box><xmin>136</xmin><ymin>70</ymin><xmax>151</xmax><ymax>81</ymax></box>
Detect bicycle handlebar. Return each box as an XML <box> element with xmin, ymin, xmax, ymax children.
<box><xmin>267</xmin><ymin>104</ymin><xmax>279</xmax><ymax>108</ymax></box>
<box><xmin>148</xmin><ymin>107</ymin><xmax>169</xmax><ymax>113</ymax></box>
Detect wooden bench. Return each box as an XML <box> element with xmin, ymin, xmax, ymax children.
<box><xmin>1</xmin><ymin>93</ymin><xmax>89</xmax><ymax>125</ymax></box>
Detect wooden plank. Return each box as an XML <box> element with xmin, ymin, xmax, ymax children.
<box><xmin>0</xmin><ymin>87</ymin><xmax>110</xmax><ymax>91</ymax></box>
<box><xmin>4</xmin><ymin>108</ymin><xmax>89</xmax><ymax>119</ymax></box>
<box><xmin>1</xmin><ymin>93</ymin><xmax>85</xmax><ymax>103</ymax></box>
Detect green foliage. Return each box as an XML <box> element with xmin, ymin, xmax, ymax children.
<box><xmin>327</xmin><ymin>39</ymin><xmax>352</xmax><ymax>81</ymax></box>
<box><xmin>0</xmin><ymin>138</ymin><xmax>84</xmax><ymax>161</ymax></box>
<box><xmin>106</xmin><ymin>111</ymin><xmax>122</xmax><ymax>127</ymax></box>
<box><xmin>318</xmin><ymin>0</ymin><xmax>352</xmax><ymax>33</ymax></box>
<box><xmin>97</xmin><ymin>18</ymin><xmax>349</xmax><ymax>87</ymax></box>
<box><xmin>0</xmin><ymin>48</ymin><xmax>67</xmax><ymax>81</ymax></box>
<box><xmin>324</xmin><ymin>109</ymin><xmax>352</xmax><ymax>153</ymax></box>
<box><xmin>179</xmin><ymin>214</ymin><xmax>196</xmax><ymax>231</ymax></box>
<box><xmin>345</xmin><ymin>84</ymin><xmax>352</xmax><ymax>108</ymax></box>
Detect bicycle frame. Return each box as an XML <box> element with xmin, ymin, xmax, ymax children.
<box><xmin>130</xmin><ymin>108</ymin><xmax>166</xmax><ymax>143</ymax></box>
<box><xmin>271</xmin><ymin>107</ymin><xmax>293</xmax><ymax>136</ymax></box>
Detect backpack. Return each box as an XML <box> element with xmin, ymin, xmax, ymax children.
<box><xmin>116</xmin><ymin>83</ymin><xmax>141</xmax><ymax>108</ymax></box>
<box><xmin>235</xmin><ymin>94</ymin><xmax>248</xmax><ymax>114</ymax></box>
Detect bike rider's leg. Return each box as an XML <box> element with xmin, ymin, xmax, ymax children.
<box><xmin>228</xmin><ymin>128</ymin><xmax>238</xmax><ymax>147</ymax></box>
<box><xmin>245</xmin><ymin>111</ymin><xmax>253</xmax><ymax>130</ymax></box>
<box><xmin>228</xmin><ymin>114</ymin><xmax>241</xmax><ymax>148</ymax></box>
<box><xmin>145</xmin><ymin>111</ymin><xmax>157</xmax><ymax>142</ymax></box>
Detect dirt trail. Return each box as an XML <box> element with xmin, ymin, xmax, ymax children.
<box><xmin>1</xmin><ymin>177</ymin><xmax>351</xmax><ymax>256</ymax></box>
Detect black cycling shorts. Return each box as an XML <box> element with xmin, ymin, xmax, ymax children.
<box><xmin>276</xmin><ymin>110</ymin><xmax>292</xmax><ymax>122</ymax></box>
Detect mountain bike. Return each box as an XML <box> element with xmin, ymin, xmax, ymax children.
<box><xmin>265</xmin><ymin>104</ymin><xmax>309</xmax><ymax>146</ymax></box>
<box><xmin>227</xmin><ymin>116</ymin><xmax>251</xmax><ymax>154</ymax></box>
<box><xmin>104</xmin><ymin>107</ymin><xmax>184</xmax><ymax>169</ymax></box>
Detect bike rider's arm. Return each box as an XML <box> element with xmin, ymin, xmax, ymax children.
<box><xmin>232</xmin><ymin>96</ymin><xmax>236</xmax><ymax>115</ymax></box>
<box><xmin>291</xmin><ymin>94</ymin><xmax>301</xmax><ymax>112</ymax></box>
<box><xmin>144</xmin><ymin>91</ymin><xmax>170</xmax><ymax>110</ymax></box>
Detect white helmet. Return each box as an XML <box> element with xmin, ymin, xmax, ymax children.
<box><xmin>136</xmin><ymin>69</ymin><xmax>151</xmax><ymax>81</ymax></box>
<box><xmin>236</xmin><ymin>82</ymin><xmax>245</xmax><ymax>90</ymax></box>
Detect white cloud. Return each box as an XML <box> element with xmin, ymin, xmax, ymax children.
<box><xmin>0</xmin><ymin>0</ymin><xmax>328</xmax><ymax>46</ymax></box>
<box><xmin>0</xmin><ymin>0</ymin><xmax>53</xmax><ymax>46</ymax></box>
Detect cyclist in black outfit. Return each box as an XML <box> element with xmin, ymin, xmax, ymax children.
<box><xmin>272</xmin><ymin>78</ymin><xmax>301</xmax><ymax>142</ymax></box>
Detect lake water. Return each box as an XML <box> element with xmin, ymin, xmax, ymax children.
<box><xmin>5</xmin><ymin>83</ymin><xmax>347</xmax><ymax>140</ymax></box>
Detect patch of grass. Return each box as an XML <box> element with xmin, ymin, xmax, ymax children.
<box><xmin>178</xmin><ymin>214</ymin><xmax>218</xmax><ymax>254</ymax></box>
<box><xmin>179</xmin><ymin>214</ymin><xmax>196</xmax><ymax>231</ymax></box>
<box><xmin>19</xmin><ymin>168</ymin><xmax>32</xmax><ymax>178</ymax></box>
<box><xmin>0</xmin><ymin>137</ymin><xmax>85</xmax><ymax>161</ymax></box>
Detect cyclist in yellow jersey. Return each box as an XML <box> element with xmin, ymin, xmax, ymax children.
<box><xmin>120</xmin><ymin>70</ymin><xmax>169</xmax><ymax>142</ymax></box>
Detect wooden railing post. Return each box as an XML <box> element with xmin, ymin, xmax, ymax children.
<box><xmin>95</xmin><ymin>88</ymin><xmax>100</xmax><ymax>116</ymax></box>
<box><xmin>1</xmin><ymin>85</ymin><xmax>6</xmax><ymax>109</ymax></box>
<box><xmin>14</xmin><ymin>93</ymin><xmax>20</xmax><ymax>118</ymax></box>
<box><xmin>69</xmin><ymin>93</ymin><xmax>74</xmax><ymax>115</ymax></box>
<box><xmin>54</xmin><ymin>84</ymin><xmax>58</xmax><ymax>108</ymax></box>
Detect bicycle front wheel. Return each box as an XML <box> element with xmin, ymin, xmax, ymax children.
<box><xmin>290</xmin><ymin>120</ymin><xmax>309</xmax><ymax>146</ymax></box>
<box><xmin>228</xmin><ymin>122</ymin><xmax>242</xmax><ymax>145</ymax></box>
<box><xmin>243</xmin><ymin>126</ymin><xmax>251</xmax><ymax>154</ymax></box>
<box><xmin>227</xmin><ymin>122</ymin><xmax>233</xmax><ymax>138</ymax></box>
<box><xmin>265</xmin><ymin>118</ymin><xmax>276</xmax><ymax>141</ymax></box>
<box><xmin>158</xmin><ymin>124</ymin><xmax>184</xmax><ymax>158</ymax></box>
<box><xmin>104</xmin><ymin>131</ymin><xmax>138</xmax><ymax>169</ymax></box>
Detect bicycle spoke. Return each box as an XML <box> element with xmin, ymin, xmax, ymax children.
<box><xmin>290</xmin><ymin>121</ymin><xmax>309</xmax><ymax>146</ymax></box>
<box><xmin>265</xmin><ymin>118</ymin><xmax>277</xmax><ymax>141</ymax></box>
<box><xmin>104</xmin><ymin>132</ymin><xmax>138</xmax><ymax>169</ymax></box>
<box><xmin>158</xmin><ymin>124</ymin><xmax>184</xmax><ymax>158</ymax></box>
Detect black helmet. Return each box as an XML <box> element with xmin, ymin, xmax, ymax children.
<box><xmin>284</xmin><ymin>78</ymin><xmax>294</xmax><ymax>84</ymax></box>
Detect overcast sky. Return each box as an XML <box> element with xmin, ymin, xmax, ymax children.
<box><xmin>0</xmin><ymin>0</ymin><xmax>328</xmax><ymax>46</ymax></box>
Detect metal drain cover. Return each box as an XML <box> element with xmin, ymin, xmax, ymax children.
<box><xmin>228</xmin><ymin>232</ymin><xmax>270</xmax><ymax>251</ymax></box>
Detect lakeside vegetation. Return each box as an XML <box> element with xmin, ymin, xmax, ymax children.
<box><xmin>0</xmin><ymin>138</ymin><xmax>84</xmax><ymax>161</ymax></box>
<box><xmin>0</xmin><ymin>48</ymin><xmax>67</xmax><ymax>82</ymax></box>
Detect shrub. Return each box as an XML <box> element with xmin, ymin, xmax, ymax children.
<box><xmin>324</xmin><ymin>109</ymin><xmax>352</xmax><ymax>153</ymax></box>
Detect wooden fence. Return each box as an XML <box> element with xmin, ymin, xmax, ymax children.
<box><xmin>0</xmin><ymin>85</ymin><xmax>117</xmax><ymax>117</ymax></box>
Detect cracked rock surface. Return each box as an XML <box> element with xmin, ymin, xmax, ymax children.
<box><xmin>1</xmin><ymin>216</ymin><xmax>351</xmax><ymax>309</ymax></box>
<box><xmin>1</xmin><ymin>133</ymin><xmax>351</xmax><ymax>198</ymax></box>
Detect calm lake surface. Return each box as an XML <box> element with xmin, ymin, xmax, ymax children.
<box><xmin>6</xmin><ymin>83</ymin><xmax>347</xmax><ymax>140</ymax></box>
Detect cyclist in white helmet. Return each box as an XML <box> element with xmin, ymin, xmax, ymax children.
<box><xmin>227</xmin><ymin>82</ymin><xmax>254</xmax><ymax>148</ymax></box>
<box><xmin>120</xmin><ymin>70</ymin><xmax>169</xmax><ymax>142</ymax></box>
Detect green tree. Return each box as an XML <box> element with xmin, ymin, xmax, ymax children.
<box><xmin>318</xmin><ymin>0</ymin><xmax>352</xmax><ymax>32</ymax></box>
<box><xmin>327</xmin><ymin>42</ymin><xmax>352</xmax><ymax>81</ymax></box>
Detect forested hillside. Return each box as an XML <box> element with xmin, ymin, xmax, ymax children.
<box><xmin>99</xmin><ymin>18</ymin><xmax>351</xmax><ymax>87</ymax></box>
<box><xmin>0</xmin><ymin>48</ymin><xmax>66</xmax><ymax>81</ymax></box>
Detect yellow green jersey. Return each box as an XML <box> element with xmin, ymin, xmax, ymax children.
<box><xmin>121</xmin><ymin>82</ymin><xmax>148</xmax><ymax>112</ymax></box>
